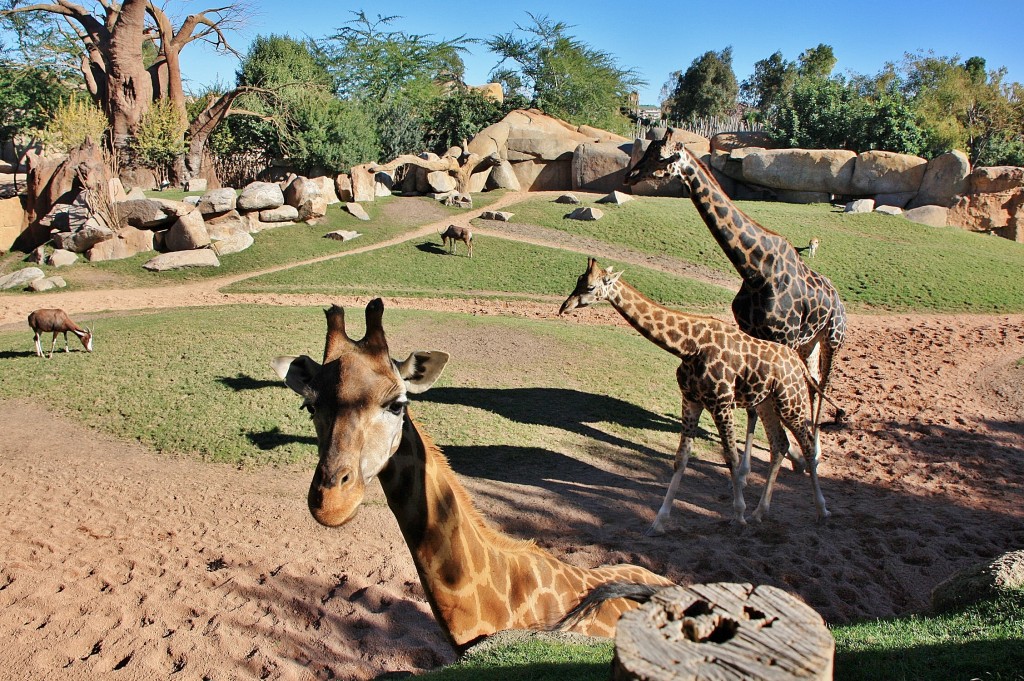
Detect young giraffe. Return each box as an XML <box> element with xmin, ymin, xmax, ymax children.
<box><xmin>559</xmin><ymin>258</ymin><xmax>831</xmax><ymax>534</ymax></box>
<box><xmin>625</xmin><ymin>134</ymin><xmax>847</xmax><ymax>473</ymax></box>
<box><xmin>272</xmin><ymin>299</ymin><xmax>673</xmax><ymax>650</ymax></box>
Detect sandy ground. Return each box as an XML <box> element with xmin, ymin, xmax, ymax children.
<box><xmin>1</xmin><ymin>198</ymin><xmax>1023</xmax><ymax>680</ymax></box>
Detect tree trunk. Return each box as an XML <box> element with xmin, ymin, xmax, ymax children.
<box><xmin>612</xmin><ymin>583</ymin><xmax>834</xmax><ymax>681</ymax></box>
<box><xmin>372</xmin><ymin>151</ymin><xmax>501</xmax><ymax>194</ymax></box>
<box><xmin>104</xmin><ymin>0</ymin><xmax>154</xmax><ymax>149</ymax></box>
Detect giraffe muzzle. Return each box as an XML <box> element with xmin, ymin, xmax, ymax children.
<box><xmin>308</xmin><ymin>465</ymin><xmax>365</xmax><ymax>527</ymax></box>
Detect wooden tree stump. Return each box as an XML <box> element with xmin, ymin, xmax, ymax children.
<box><xmin>612</xmin><ymin>583</ymin><xmax>833</xmax><ymax>681</ymax></box>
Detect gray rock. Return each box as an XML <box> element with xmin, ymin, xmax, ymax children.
<box><xmin>743</xmin><ymin>148</ymin><xmax>857</xmax><ymax>194</ymax></box>
<box><xmin>143</xmin><ymin>249</ymin><xmax>220</xmax><ymax>271</ymax></box>
<box><xmin>259</xmin><ymin>205</ymin><xmax>300</xmax><ymax>223</ymax></box>
<box><xmin>904</xmin><ymin>205</ymin><xmax>949</xmax><ymax>227</ymax></box>
<box><xmin>851</xmin><ymin>150</ymin><xmax>928</xmax><ymax>194</ymax></box>
<box><xmin>335</xmin><ymin>174</ymin><xmax>353</xmax><ymax>202</ymax></box>
<box><xmin>29</xmin><ymin>275</ymin><xmax>67</xmax><ymax>292</ymax></box>
<box><xmin>184</xmin><ymin>196</ymin><xmax>200</xmax><ymax>206</ymax></box>
<box><xmin>350</xmin><ymin>164</ymin><xmax>376</xmax><ymax>203</ymax></box>
<box><xmin>597</xmin><ymin>190</ymin><xmax>634</xmax><ymax>205</ymax></box>
<box><xmin>345</xmin><ymin>203</ymin><xmax>370</xmax><ymax>221</ymax></box>
<box><xmin>443</xmin><ymin>193</ymin><xmax>473</xmax><ymax>209</ymax></box>
<box><xmin>211</xmin><ymin>232</ymin><xmax>254</xmax><ymax>256</ymax></box>
<box><xmin>845</xmin><ymin>199</ymin><xmax>875</xmax><ymax>214</ymax></box>
<box><xmin>237</xmin><ymin>181</ymin><xmax>285</xmax><ymax>211</ymax></box>
<box><xmin>283</xmin><ymin>177</ymin><xmax>321</xmax><ymax>209</ymax></box>
<box><xmin>930</xmin><ymin>550</ymin><xmax>1024</xmax><ymax>613</ymax></box>
<box><xmin>487</xmin><ymin>160</ymin><xmax>521</xmax><ymax>191</ymax></box>
<box><xmin>0</xmin><ymin>267</ymin><xmax>45</xmax><ymax>290</ymax></box>
<box><xmin>204</xmin><ymin>210</ymin><xmax>248</xmax><ymax>240</ymax></box>
<box><xmin>49</xmin><ymin>249</ymin><xmax>78</xmax><ymax>267</ymax></box>
<box><xmin>572</xmin><ymin>141</ymin><xmax>632</xmax><ymax>193</ymax></box>
<box><xmin>426</xmin><ymin>170</ymin><xmax>458</xmax><ymax>193</ymax></box>
<box><xmin>310</xmin><ymin>176</ymin><xmax>340</xmax><ymax>205</ymax></box>
<box><xmin>567</xmin><ymin>206</ymin><xmax>604</xmax><ymax>221</ymax></box>
<box><xmin>117</xmin><ymin>199</ymin><xmax>175</xmax><ymax>228</ymax></box>
<box><xmin>555</xmin><ymin>193</ymin><xmax>581</xmax><ymax>204</ymax></box>
<box><xmin>125</xmin><ymin>187</ymin><xmax>147</xmax><ymax>200</ymax></box>
<box><xmin>324</xmin><ymin>230</ymin><xmax>362</xmax><ymax>241</ymax></box>
<box><xmin>197</xmin><ymin>188</ymin><xmax>237</xmax><ymax>215</ymax></box>
<box><xmin>875</xmin><ymin>192</ymin><xmax>917</xmax><ymax>209</ymax></box>
<box><xmin>150</xmin><ymin>198</ymin><xmax>197</xmax><ymax>218</ymax></box>
<box><xmin>165</xmin><ymin>210</ymin><xmax>211</xmax><ymax>251</ymax></box>
<box><xmin>186</xmin><ymin>178</ymin><xmax>208</xmax><ymax>192</ymax></box>
<box><xmin>53</xmin><ymin>218</ymin><xmax>114</xmax><ymax>253</ymax></box>
<box><xmin>480</xmin><ymin>210</ymin><xmax>514</xmax><ymax>222</ymax></box>
<box><xmin>875</xmin><ymin>205</ymin><xmax>903</xmax><ymax>216</ymax></box>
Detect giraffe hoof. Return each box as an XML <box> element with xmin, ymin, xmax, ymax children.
<box><xmin>645</xmin><ymin>523</ymin><xmax>666</xmax><ymax>537</ymax></box>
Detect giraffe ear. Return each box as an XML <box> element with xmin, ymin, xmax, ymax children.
<box><xmin>395</xmin><ymin>350</ymin><xmax>450</xmax><ymax>394</ymax></box>
<box><xmin>603</xmin><ymin>269</ymin><xmax>623</xmax><ymax>285</ymax></box>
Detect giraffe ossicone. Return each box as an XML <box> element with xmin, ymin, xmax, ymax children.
<box><xmin>273</xmin><ymin>299</ymin><xmax>673</xmax><ymax>649</ymax></box>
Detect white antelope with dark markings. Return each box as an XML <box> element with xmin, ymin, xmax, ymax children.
<box><xmin>27</xmin><ymin>308</ymin><xmax>93</xmax><ymax>358</ymax></box>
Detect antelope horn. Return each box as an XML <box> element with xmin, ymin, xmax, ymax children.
<box><xmin>361</xmin><ymin>298</ymin><xmax>388</xmax><ymax>352</ymax></box>
<box><xmin>323</xmin><ymin>305</ymin><xmax>354</xmax><ymax>364</ymax></box>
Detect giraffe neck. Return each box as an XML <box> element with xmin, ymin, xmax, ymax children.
<box><xmin>677</xmin><ymin>148</ymin><xmax>781</xmax><ymax>284</ymax></box>
<box><xmin>377</xmin><ymin>412</ymin><xmax>599</xmax><ymax>649</ymax></box>
<box><xmin>606</xmin><ymin>280</ymin><xmax>701</xmax><ymax>359</ymax></box>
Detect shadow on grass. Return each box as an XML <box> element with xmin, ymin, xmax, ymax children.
<box><xmin>415</xmin><ymin>241</ymin><xmax>448</xmax><ymax>255</ymax></box>
<box><xmin>413</xmin><ymin>661</ymin><xmax>610</xmax><ymax>681</ymax></box>
<box><xmin>422</xmin><ymin>386</ymin><xmax>680</xmax><ymax>459</ymax></box>
<box><xmin>835</xmin><ymin>636</ymin><xmax>1024</xmax><ymax>681</ymax></box>
<box><xmin>217</xmin><ymin>373</ymin><xmax>281</xmax><ymax>391</ymax></box>
<box><xmin>0</xmin><ymin>349</ymin><xmax>40</xmax><ymax>359</ymax></box>
<box><xmin>247</xmin><ymin>426</ymin><xmax>316</xmax><ymax>450</ymax></box>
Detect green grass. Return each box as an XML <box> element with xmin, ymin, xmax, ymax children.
<box><xmin>225</xmin><ymin>233</ymin><xmax>735</xmax><ymax>309</ymax></box>
<box><xmin>0</xmin><ymin>305</ymin><xmax>690</xmax><ymax>468</ymax></box>
<box><xmin>502</xmin><ymin>196</ymin><xmax>1024</xmax><ymax>312</ymax></box>
<box><xmin>417</xmin><ymin>591</ymin><xmax>1024</xmax><ymax>681</ymax></box>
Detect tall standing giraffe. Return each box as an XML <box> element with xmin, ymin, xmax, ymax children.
<box><xmin>625</xmin><ymin>133</ymin><xmax>847</xmax><ymax>470</ymax></box>
<box><xmin>560</xmin><ymin>259</ymin><xmax>832</xmax><ymax>533</ymax></box>
<box><xmin>272</xmin><ymin>299</ymin><xmax>673</xmax><ymax>650</ymax></box>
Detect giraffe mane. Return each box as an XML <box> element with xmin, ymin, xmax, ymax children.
<box><xmin>682</xmin><ymin>145</ymin><xmax>783</xmax><ymax>238</ymax></box>
<box><xmin>411</xmin><ymin>418</ymin><xmax>542</xmax><ymax>555</ymax></box>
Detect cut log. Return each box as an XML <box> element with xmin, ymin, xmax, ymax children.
<box><xmin>612</xmin><ymin>583</ymin><xmax>833</xmax><ymax>681</ymax></box>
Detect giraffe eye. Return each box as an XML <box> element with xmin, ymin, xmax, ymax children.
<box><xmin>301</xmin><ymin>400</ymin><xmax>316</xmax><ymax>418</ymax></box>
<box><xmin>386</xmin><ymin>398</ymin><xmax>407</xmax><ymax>416</ymax></box>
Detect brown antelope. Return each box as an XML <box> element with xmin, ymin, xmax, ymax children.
<box><xmin>271</xmin><ymin>300</ymin><xmax>671</xmax><ymax>649</ymax></box>
<box><xmin>28</xmin><ymin>308</ymin><xmax>93</xmax><ymax>358</ymax></box>
<box><xmin>440</xmin><ymin>224</ymin><xmax>473</xmax><ymax>258</ymax></box>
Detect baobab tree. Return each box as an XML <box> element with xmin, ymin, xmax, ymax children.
<box><xmin>1</xmin><ymin>0</ymin><xmax>249</xmax><ymax>181</ymax></box>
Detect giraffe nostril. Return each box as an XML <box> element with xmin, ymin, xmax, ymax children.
<box><xmin>323</xmin><ymin>467</ymin><xmax>354</xmax><ymax>488</ymax></box>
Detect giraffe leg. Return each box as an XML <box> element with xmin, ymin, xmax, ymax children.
<box><xmin>741</xmin><ymin>409</ymin><xmax>756</xmax><ymax>487</ymax></box>
<box><xmin>782</xmin><ymin>411</ymin><xmax>830</xmax><ymax>522</ymax></box>
<box><xmin>711</xmin><ymin>405</ymin><xmax>746</xmax><ymax>525</ymax></box>
<box><xmin>750</xmin><ymin>401</ymin><xmax>793</xmax><ymax>523</ymax></box>
<box><xmin>819</xmin><ymin>341</ymin><xmax>845</xmax><ymax>424</ymax></box>
<box><xmin>646</xmin><ymin>400</ymin><xmax>702</xmax><ymax>536</ymax></box>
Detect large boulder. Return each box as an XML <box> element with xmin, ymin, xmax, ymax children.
<box><xmin>143</xmin><ymin>249</ymin><xmax>220</xmax><ymax>271</ymax></box>
<box><xmin>117</xmin><ymin>199</ymin><xmax>176</xmax><ymax>228</ymax></box>
<box><xmin>509</xmin><ymin>159</ymin><xmax>571</xmax><ymax>191</ymax></box>
<box><xmin>28</xmin><ymin>275</ymin><xmax>67</xmax><ymax>292</ymax></box>
<box><xmin>350</xmin><ymin>164</ymin><xmax>376</xmax><ymax>202</ymax></box>
<box><xmin>86</xmin><ymin>226</ymin><xmax>154</xmax><ymax>261</ymax></box>
<box><xmin>970</xmin><ymin>166</ymin><xmax>1024</xmax><ymax>194</ymax></box>
<box><xmin>335</xmin><ymin>173</ymin><xmax>353</xmax><ymax>202</ymax></box>
<box><xmin>426</xmin><ymin>170</ymin><xmax>458</xmax><ymax>193</ymax></box>
<box><xmin>211</xmin><ymin>231</ymin><xmax>254</xmax><ymax>256</ymax></box>
<box><xmin>48</xmin><ymin>249</ymin><xmax>78</xmax><ymax>267</ymax></box>
<box><xmin>259</xmin><ymin>204</ymin><xmax>299</xmax><ymax>223</ymax></box>
<box><xmin>52</xmin><ymin>217</ymin><xmax>114</xmax><ymax>253</ymax></box>
<box><xmin>487</xmin><ymin>159</ymin><xmax>521</xmax><ymax>191</ymax></box>
<box><xmin>164</xmin><ymin>210</ymin><xmax>211</xmax><ymax>251</ymax></box>
<box><xmin>572</xmin><ymin>141</ymin><xmax>632</xmax><ymax>193</ymax></box>
<box><xmin>710</xmin><ymin>131</ymin><xmax>777</xmax><ymax>153</ymax></box>
<box><xmin>466</xmin><ymin>121</ymin><xmax>511</xmax><ymax>157</ymax></box>
<box><xmin>0</xmin><ymin>196</ymin><xmax>26</xmax><ymax>251</ymax></box>
<box><xmin>903</xmin><ymin>204</ymin><xmax>949</xmax><ymax>227</ymax></box>
<box><xmin>309</xmin><ymin>176</ymin><xmax>340</xmax><ymax>205</ymax></box>
<box><xmin>237</xmin><ymin>181</ymin><xmax>284</xmax><ymax>211</ymax></box>
<box><xmin>0</xmin><ymin>267</ymin><xmax>44</xmax><ymax>290</ymax></box>
<box><xmin>850</xmin><ymin>150</ymin><xmax>928</xmax><ymax>195</ymax></box>
<box><xmin>948</xmin><ymin>189</ymin><xmax>1024</xmax><ymax>233</ymax></box>
<box><xmin>197</xmin><ymin>187</ymin><xmax>237</xmax><ymax>215</ymax></box>
<box><xmin>743</xmin><ymin>148</ymin><xmax>857</xmax><ymax>194</ymax></box>
<box><xmin>284</xmin><ymin>176</ymin><xmax>328</xmax><ymax>222</ymax></box>
<box><xmin>204</xmin><ymin>210</ymin><xmax>248</xmax><ymax>240</ymax></box>
<box><xmin>908</xmin><ymin>150</ymin><xmax>971</xmax><ymax>209</ymax></box>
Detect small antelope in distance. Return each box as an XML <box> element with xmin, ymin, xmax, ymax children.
<box><xmin>440</xmin><ymin>224</ymin><xmax>473</xmax><ymax>258</ymax></box>
<box><xmin>28</xmin><ymin>309</ymin><xmax>93</xmax><ymax>358</ymax></box>
<box><xmin>796</xmin><ymin>238</ymin><xmax>820</xmax><ymax>258</ymax></box>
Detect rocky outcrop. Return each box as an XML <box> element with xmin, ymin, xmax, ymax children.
<box><xmin>850</xmin><ymin>150</ymin><xmax>928</xmax><ymax>195</ymax></box>
<box><xmin>197</xmin><ymin>188</ymin><xmax>237</xmax><ymax>215</ymax></box>
<box><xmin>86</xmin><ymin>226</ymin><xmax>155</xmax><ymax>262</ymax></box>
<box><xmin>742</xmin><ymin>149</ymin><xmax>857</xmax><ymax>194</ymax></box>
<box><xmin>909</xmin><ymin>150</ymin><xmax>971</xmax><ymax>208</ymax></box>
<box><xmin>143</xmin><ymin>249</ymin><xmax>220</xmax><ymax>271</ymax></box>
<box><xmin>946</xmin><ymin>166</ymin><xmax>1024</xmax><ymax>240</ymax></box>
<box><xmin>572</xmin><ymin>141</ymin><xmax>632</xmax><ymax>193</ymax></box>
<box><xmin>903</xmin><ymin>205</ymin><xmax>949</xmax><ymax>227</ymax></box>
<box><xmin>165</xmin><ymin>210</ymin><xmax>211</xmax><ymax>251</ymax></box>
<box><xmin>0</xmin><ymin>267</ymin><xmax>44</xmax><ymax>290</ymax></box>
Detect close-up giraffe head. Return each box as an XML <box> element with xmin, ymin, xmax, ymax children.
<box><xmin>272</xmin><ymin>299</ymin><xmax>448</xmax><ymax>527</ymax></box>
<box><xmin>624</xmin><ymin>132</ymin><xmax>687</xmax><ymax>185</ymax></box>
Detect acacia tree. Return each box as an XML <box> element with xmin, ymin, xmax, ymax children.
<box><xmin>1</xmin><ymin>0</ymin><xmax>247</xmax><ymax>181</ymax></box>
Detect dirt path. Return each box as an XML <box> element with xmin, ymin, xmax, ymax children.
<box><xmin>2</xmin><ymin>197</ymin><xmax>1024</xmax><ymax>680</ymax></box>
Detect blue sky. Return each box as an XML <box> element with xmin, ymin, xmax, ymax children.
<box><xmin>179</xmin><ymin>0</ymin><xmax>1024</xmax><ymax>104</ymax></box>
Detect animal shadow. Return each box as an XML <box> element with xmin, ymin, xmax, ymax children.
<box><xmin>217</xmin><ymin>373</ymin><xmax>280</xmax><ymax>391</ymax></box>
<box><xmin>0</xmin><ymin>349</ymin><xmax>41</xmax><ymax>359</ymax></box>
<box><xmin>246</xmin><ymin>427</ymin><xmax>316</xmax><ymax>450</ymax></box>
<box><xmin>415</xmin><ymin>241</ymin><xmax>447</xmax><ymax>255</ymax></box>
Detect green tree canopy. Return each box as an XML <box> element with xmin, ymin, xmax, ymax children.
<box><xmin>663</xmin><ymin>47</ymin><xmax>738</xmax><ymax>123</ymax></box>
<box><xmin>797</xmin><ymin>43</ymin><xmax>837</xmax><ymax>80</ymax></box>
<box><xmin>487</xmin><ymin>13</ymin><xmax>643</xmax><ymax>134</ymax></box>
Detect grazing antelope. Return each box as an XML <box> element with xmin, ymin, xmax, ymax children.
<box><xmin>28</xmin><ymin>309</ymin><xmax>93</xmax><ymax>358</ymax></box>
<box><xmin>440</xmin><ymin>224</ymin><xmax>473</xmax><ymax>258</ymax></box>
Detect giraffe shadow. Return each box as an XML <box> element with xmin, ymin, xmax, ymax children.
<box><xmin>216</xmin><ymin>373</ymin><xmax>280</xmax><ymax>391</ymax></box>
<box><xmin>422</xmin><ymin>386</ymin><xmax>679</xmax><ymax>460</ymax></box>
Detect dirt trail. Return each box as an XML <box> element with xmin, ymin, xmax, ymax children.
<box><xmin>2</xmin><ymin>194</ymin><xmax>1024</xmax><ymax>680</ymax></box>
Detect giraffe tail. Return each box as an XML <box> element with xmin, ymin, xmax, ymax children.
<box><xmin>551</xmin><ymin>582</ymin><xmax>663</xmax><ymax>631</ymax></box>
